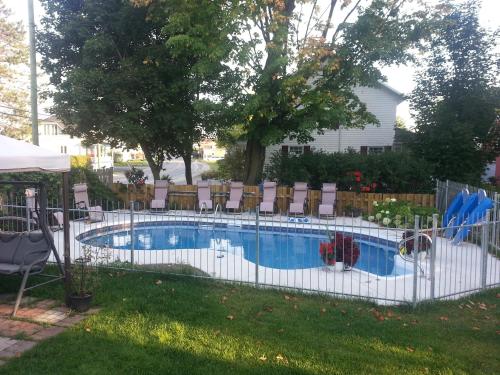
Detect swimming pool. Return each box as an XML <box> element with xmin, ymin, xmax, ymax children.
<box><xmin>79</xmin><ymin>223</ymin><xmax>412</xmax><ymax>277</ymax></box>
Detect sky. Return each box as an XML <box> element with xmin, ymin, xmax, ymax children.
<box><xmin>4</xmin><ymin>0</ymin><xmax>500</xmax><ymax>126</ymax></box>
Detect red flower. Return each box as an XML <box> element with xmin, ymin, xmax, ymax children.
<box><xmin>353</xmin><ymin>171</ymin><xmax>362</xmax><ymax>178</ymax></box>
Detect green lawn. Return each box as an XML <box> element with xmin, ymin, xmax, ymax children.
<box><xmin>0</xmin><ymin>271</ymin><xmax>498</xmax><ymax>374</ymax></box>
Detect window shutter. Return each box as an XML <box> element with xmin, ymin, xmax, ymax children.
<box><xmin>360</xmin><ymin>146</ymin><xmax>368</xmax><ymax>155</ymax></box>
<box><xmin>281</xmin><ymin>145</ymin><xmax>289</xmax><ymax>155</ymax></box>
<box><xmin>303</xmin><ymin>145</ymin><xmax>311</xmax><ymax>154</ymax></box>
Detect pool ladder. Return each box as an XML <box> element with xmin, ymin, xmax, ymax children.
<box><xmin>398</xmin><ymin>232</ymin><xmax>432</xmax><ymax>276</ymax></box>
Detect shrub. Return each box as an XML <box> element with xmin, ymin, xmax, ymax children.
<box><xmin>264</xmin><ymin>151</ymin><xmax>434</xmax><ymax>193</ymax></box>
<box><xmin>368</xmin><ymin>198</ymin><xmax>439</xmax><ymax>228</ymax></box>
<box><xmin>70</xmin><ymin>155</ymin><xmax>91</xmax><ymax>168</ymax></box>
<box><xmin>216</xmin><ymin>147</ymin><xmax>246</xmax><ymax>181</ymax></box>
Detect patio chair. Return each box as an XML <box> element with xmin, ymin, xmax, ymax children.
<box><xmin>318</xmin><ymin>183</ymin><xmax>336</xmax><ymax>218</ymax></box>
<box><xmin>150</xmin><ymin>180</ymin><xmax>169</xmax><ymax>210</ymax></box>
<box><xmin>25</xmin><ymin>188</ymin><xmax>63</xmax><ymax>230</ymax></box>
<box><xmin>197</xmin><ymin>181</ymin><xmax>213</xmax><ymax>211</ymax></box>
<box><xmin>225</xmin><ymin>181</ymin><xmax>244</xmax><ymax>213</ymax></box>
<box><xmin>73</xmin><ymin>183</ymin><xmax>104</xmax><ymax>222</ymax></box>
<box><xmin>289</xmin><ymin>182</ymin><xmax>308</xmax><ymax>216</ymax></box>
<box><xmin>259</xmin><ymin>181</ymin><xmax>277</xmax><ymax>215</ymax></box>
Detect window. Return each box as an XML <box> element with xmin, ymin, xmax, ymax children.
<box><xmin>60</xmin><ymin>145</ymin><xmax>67</xmax><ymax>154</ymax></box>
<box><xmin>289</xmin><ymin>146</ymin><xmax>304</xmax><ymax>156</ymax></box>
<box><xmin>368</xmin><ymin>146</ymin><xmax>384</xmax><ymax>154</ymax></box>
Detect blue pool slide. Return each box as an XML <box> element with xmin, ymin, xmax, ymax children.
<box><xmin>444</xmin><ymin>192</ymin><xmax>479</xmax><ymax>238</ymax></box>
<box><xmin>452</xmin><ymin>197</ymin><xmax>493</xmax><ymax>244</ymax></box>
<box><xmin>443</xmin><ymin>188</ymin><xmax>469</xmax><ymax>226</ymax></box>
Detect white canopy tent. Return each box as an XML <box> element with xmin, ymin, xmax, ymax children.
<box><xmin>0</xmin><ymin>134</ymin><xmax>72</xmax><ymax>309</ymax></box>
<box><xmin>0</xmin><ymin>134</ymin><xmax>70</xmax><ymax>172</ymax></box>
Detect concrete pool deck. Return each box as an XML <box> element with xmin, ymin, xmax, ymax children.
<box><xmin>50</xmin><ymin>210</ymin><xmax>500</xmax><ymax>305</ymax></box>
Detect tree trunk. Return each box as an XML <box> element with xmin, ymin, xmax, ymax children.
<box><xmin>182</xmin><ymin>153</ymin><xmax>193</xmax><ymax>185</ymax></box>
<box><xmin>141</xmin><ymin>145</ymin><xmax>163</xmax><ymax>181</ymax></box>
<box><xmin>244</xmin><ymin>138</ymin><xmax>266</xmax><ymax>185</ymax></box>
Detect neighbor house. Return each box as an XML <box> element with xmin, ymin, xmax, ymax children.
<box><xmin>265</xmin><ymin>84</ymin><xmax>405</xmax><ymax>160</ymax></box>
<box><xmin>38</xmin><ymin>116</ymin><xmax>113</xmax><ymax>169</ymax></box>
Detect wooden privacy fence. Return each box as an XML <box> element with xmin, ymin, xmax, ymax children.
<box><xmin>112</xmin><ymin>183</ymin><xmax>435</xmax><ymax>215</ymax></box>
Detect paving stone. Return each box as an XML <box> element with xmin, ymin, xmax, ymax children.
<box><xmin>33</xmin><ymin>309</ymin><xmax>68</xmax><ymax>324</ymax></box>
<box><xmin>57</xmin><ymin>314</ymin><xmax>86</xmax><ymax>327</ymax></box>
<box><xmin>0</xmin><ymin>337</ymin><xmax>18</xmax><ymax>352</ymax></box>
<box><xmin>30</xmin><ymin>326</ymin><xmax>66</xmax><ymax>341</ymax></box>
<box><xmin>0</xmin><ymin>317</ymin><xmax>42</xmax><ymax>337</ymax></box>
<box><xmin>0</xmin><ymin>340</ymin><xmax>36</xmax><ymax>359</ymax></box>
<box><xmin>0</xmin><ymin>305</ymin><xmax>13</xmax><ymax>316</ymax></box>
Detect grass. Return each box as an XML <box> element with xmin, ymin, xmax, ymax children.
<box><xmin>0</xmin><ymin>271</ymin><xmax>498</xmax><ymax>374</ymax></box>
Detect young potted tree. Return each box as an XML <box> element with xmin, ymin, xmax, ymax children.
<box><xmin>68</xmin><ymin>246</ymin><xmax>107</xmax><ymax>312</ymax></box>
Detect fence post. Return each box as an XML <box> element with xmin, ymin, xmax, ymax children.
<box><xmin>480</xmin><ymin>209</ymin><xmax>490</xmax><ymax>289</ymax></box>
<box><xmin>130</xmin><ymin>200</ymin><xmax>135</xmax><ymax>266</ymax></box>
<box><xmin>255</xmin><ymin>205</ymin><xmax>260</xmax><ymax>286</ymax></box>
<box><xmin>444</xmin><ymin>180</ymin><xmax>449</xmax><ymax>211</ymax></box>
<box><xmin>435</xmin><ymin>180</ymin><xmax>440</xmax><ymax>210</ymax></box>
<box><xmin>430</xmin><ymin>214</ymin><xmax>438</xmax><ymax>300</ymax></box>
<box><xmin>492</xmin><ymin>193</ymin><xmax>498</xmax><ymax>246</ymax></box>
<box><xmin>412</xmin><ymin>215</ymin><xmax>420</xmax><ymax>308</ymax></box>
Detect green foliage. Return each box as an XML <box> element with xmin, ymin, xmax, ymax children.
<box><xmin>0</xmin><ymin>0</ymin><xmax>30</xmax><ymax>139</ymax></box>
<box><xmin>70</xmin><ymin>155</ymin><xmax>91</xmax><ymax>169</ymax></box>
<box><xmin>216</xmin><ymin>147</ymin><xmax>247</xmax><ymax>181</ymax></box>
<box><xmin>264</xmin><ymin>151</ymin><xmax>434</xmax><ymax>193</ymax></box>
<box><xmin>125</xmin><ymin>167</ymin><xmax>147</xmax><ymax>187</ymax></box>
<box><xmin>367</xmin><ymin>198</ymin><xmax>438</xmax><ymax>228</ymax></box>
<box><xmin>0</xmin><ymin>167</ymin><xmax>117</xmax><ymax>205</ymax></box>
<box><xmin>410</xmin><ymin>1</ymin><xmax>499</xmax><ymax>184</ymax></box>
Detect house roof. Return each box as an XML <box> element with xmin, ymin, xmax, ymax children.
<box><xmin>378</xmin><ymin>82</ymin><xmax>406</xmax><ymax>103</ymax></box>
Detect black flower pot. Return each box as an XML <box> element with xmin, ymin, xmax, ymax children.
<box><xmin>68</xmin><ymin>292</ymin><xmax>93</xmax><ymax>312</ymax></box>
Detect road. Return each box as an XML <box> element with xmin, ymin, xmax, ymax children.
<box><xmin>113</xmin><ymin>159</ymin><xmax>211</xmax><ymax>184</ymax></box>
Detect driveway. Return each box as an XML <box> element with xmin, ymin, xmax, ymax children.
<box><xmin>113</xmin><ymin>159</ymin><xmax>210</xmax><ymax>184</ymax></box>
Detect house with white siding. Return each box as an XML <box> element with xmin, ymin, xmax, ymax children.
<box><xmin>38</xmin><ymin>116</ymin><xmax>114</xmax><ymax>169</ymax></box>
<box><xmin>265</xmin><ymin>83</ymin><xmax>405</xmax><ymax>160</ymax></box>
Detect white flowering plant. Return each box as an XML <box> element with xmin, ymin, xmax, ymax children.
<box><xmin>368</xmin><ymin>198</ymin><xmax>438</xmax><ymax>228</ymax></box>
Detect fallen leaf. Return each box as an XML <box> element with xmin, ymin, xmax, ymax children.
<box><xmin>264</xmin><ymin>306</ymin><xmax>273</xmax><ymax>312</ymax></box>
<box><xmin>472</xmin><ymin>326</ymin><xmax>480</xmax><ymax>331</ymax></box>
<box><xmin>155</xmin><ymin>280</ymin><xmax>162</xmax><ymax>285</ymax></box>
<box><xmin>259</xmin><ymin>355</ymin><xmax>267</xmax><ymax>362</ymax></box>
<box><xmin>396</xmin><ymin>316</ymin><xmax>402</xmax><ymax>320</ymax></box>
<box><xmin>256</xmin><ymin>311</ymin><xmax>263</xmax><ymax>317</ymax></box>
<box><xmin>275</xmin><ymin>353</ymin><xmax>288</xmax><ymax>364</ymax></box>
<box><xmin>439</xmin><ymin>316</ymin><xmax>449</xmax><ymax>321</ymax></box>
<box><xmin>214</xmin><ymin>330</ymin><xmax>221</xmax><ymax>336</ymax></box>
<box><xmin>386</xmin><ymin>310</ymin><xmax>394</xmax><ymax>318</ymax></box>
<box><xmin>406</xmin><ymin>346</ymin><xmax>415</xmax><ymax>353</ymax></box>
<box><xmin>478</xmin><ymin>303</ymin><xmax>487</xmax><ymax>310</ymax></box>
<box><xmin>320</xmin><ymin>307</ymin><xmax>327</xmax><ymax>314</ymax></box>
<box><xmin>226</xmin><ymin>315</ymin><xmax>235</xmax><ymax>320</ymax></box>
<box><xmin>411</xmin><ymin>319</ymin><xmax>419</xmax><ymax>325</ymax></box>
<box><xmin>284</xmin><ymin>295</ymin><xmax>291</xmax><ymax>300</ymax></box>
<box><xmin>496</xmin><ymin>330</ymin><xmax>500</xmax><ymax>335</ymax></box>
<box><xmin>220</xmin><ymin>296</ymin><xmax>228</xmax><ymax>304</ymax></box>
<box><xmin>277</xmin><ymin>328</ymin><xmax>284</xmax><ymax>333</ymax></box>
<box><xmin>293</xmin><ymin>304</ymin><xmax>298</xmax><ymax>310</ymax></box>
<box><xmin>496</xmin><ymin>293</ymin><xmax>500</xmax><ymax>298</ymax></box>
<box><xmin>85</xmin><ymin>327</ymin><xmax>91</xmax><ymax>332</ymax></box>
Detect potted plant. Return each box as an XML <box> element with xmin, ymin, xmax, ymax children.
<box><xmin>68</xmin><ymin>246</ymin><xmax>108</xmax><ymax>312</ymax></box>
<box><xmin>320</xmin><ymin>231</ymin><xmax>361</xmax><ymax>271</ymax></box>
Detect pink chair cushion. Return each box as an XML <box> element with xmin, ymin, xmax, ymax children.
<box><xmin>226</xmin><ymin>200</ymin><xmax>240</xmax><ymax>210</ymax></box>
<box><xmin>260</xmin><ymin>201</ymin><xmax>274</xmax><ymax>213</ymax></box>
<box><xmin>319</xmin><ymin>204</ymin><xmax>334</xmax><ymax>216</ymax></box>
<box><xmin>151</xmin><ymin>199</ymin><xmax>166</xmax><ymax>209</ymax></box>
<box><xmin>289</xmin><ymin>202</ymin><xmax>305</xmax><ymax>214</ymax></box>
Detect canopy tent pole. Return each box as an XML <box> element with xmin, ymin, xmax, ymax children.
<box><xmin>62</xmin><ymin>172</ymin><xmax>72</xmax><ymax>304</ymax></box>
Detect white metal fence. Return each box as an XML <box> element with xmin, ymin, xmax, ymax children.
<box><xmin>1</xmin><ymin>194</ymin><xmax>499</xmax><ymax>306</ymax></box>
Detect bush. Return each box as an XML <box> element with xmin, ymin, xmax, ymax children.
<box><xmin>264</xmin><ymin>151</ymin><xmax>434</xmax><ymax>193</ymax></box>
<box><xmin>216</xmin><ymin>147</ymin><xmax>246</xmax><ymax>181</ymax></box>
<box><xmin>71</xmin><ymin>155</ymin><xmax>91</xmax><ymax>168</ymax></box>
<box><xmin>366</xmin><ymin>198</ymin><xmax>438</xmax><ymax>228</ymax></box>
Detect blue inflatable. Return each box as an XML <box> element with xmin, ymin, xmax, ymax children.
<box><xmin>443</xmin><ymin>189</ymin><xmax>469</xmax><ymax>226</ymax></box>
<box><xmin>452</xmin><ymin>198</ymin><xmax>493</xmax><ymax>244</ymax></box>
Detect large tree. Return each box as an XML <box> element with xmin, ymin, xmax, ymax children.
<box><xmin>0</xmin><ymin>0</ymin><xmax>30</xmax><ymax>139</ymax></box>
<box><xmin>410</xmin><ymin>0</ymin><xmax>499</xmax><ymax>183</ymax></box>
<box><xmin>215</xmin><ymin>0</ymin><xmax>432</xmax><ymax>183</ymax></box>
<box><xmin>38</xmin><ymin>0</ymin><xmax>206</xmax><ymax>182</ymax></box>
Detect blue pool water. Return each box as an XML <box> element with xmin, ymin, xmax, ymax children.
<box><xmin>81</xmin><ymin>224</ymin><xmax>410</xmax><ymax>277</ymax></box>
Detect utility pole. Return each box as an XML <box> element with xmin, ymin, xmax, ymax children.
<box><xmin>28</xmin><ymin>0</ymin><xmax>39</xmax><ymax>145</ymax></box>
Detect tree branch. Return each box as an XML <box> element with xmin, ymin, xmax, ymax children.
<box><xmin>321</xmin><ymin>0</ymin><xmax>338</xmax><ymax>39</ymax></box>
